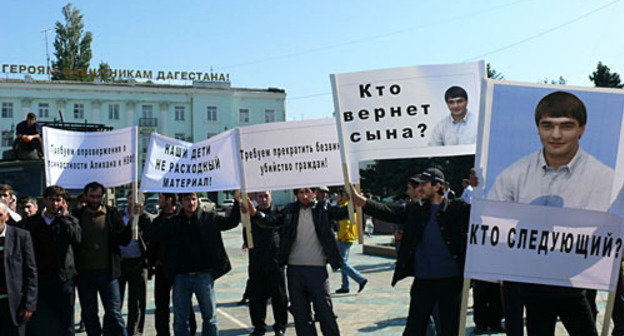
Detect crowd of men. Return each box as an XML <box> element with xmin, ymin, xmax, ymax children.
<box><xmin>0</xmin><ymin>90</ymin><xmax>623</xmax><ymax>336</ymax></box>
<box><xmin>0</xmin><ymin>179</ymin><xmax>375</xmax><ymax>336</ymax></box>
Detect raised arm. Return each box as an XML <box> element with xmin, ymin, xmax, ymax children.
<box><xmin>215</xmin><ymin>201</ymin><xmax>241</xmax><ymax>231</ymax></box>
<box><xmin>349</xmin><ymin>183</ymin><xmax>408</xmax><ymax>224</ymax></box>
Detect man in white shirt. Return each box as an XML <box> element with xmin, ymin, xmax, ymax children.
<box><xmin>489</xmin><ymin>91</ymin><xmax>609</xmax><ymax>336</ymax></box>
<box><xmin>428</xmin><ymin>86</ymin><xmax>477</xmax><ymax>146</ymax></box>
<box><xmin>460</xmin><ymin>179</ymin><xmax>473</xmax><ymax>204</ymax></box>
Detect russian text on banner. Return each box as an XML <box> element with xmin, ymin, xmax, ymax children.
<box><xmin>238</xmin><ymin>118</ymin><xmax>357</xmax><ymax>192</ymax></box>
<box><xmin>43</xmin><ymin>126</ymin><xmax>137</xmax><ymax>188</ymax></box>
<box><xmin>465</xmin><ymin>198</ymin><xmax>624</xmax><ymax>291</ymax></box>
<box><xmin>331</xmin><ymin>61</ymin><xmax>485</xmax><ymax>162</ymax></box>
<box><xmin>140</xmin><ymin>130</ymin><xmax>241</xmax><ymax>192</ymax></box>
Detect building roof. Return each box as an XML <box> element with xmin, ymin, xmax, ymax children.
<box><xmin>0</xmin><ymin>78</ymin><xmax>286</xmax><ymax>96</ymax></box>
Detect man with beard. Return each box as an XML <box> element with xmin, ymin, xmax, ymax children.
<box><xmin>351</xmin><ymin>168</ymin><xmax>469</xmax><ymax>336</ymax></box>
<box><xmin>244</xmin><ymin>187</ymin><xmax>349</xmax><ymax>336</ymax></box>
<box><xmin>245</xmin><ymin>191</ymin><xmax>287</xmax><ymax>336</ymax></box>
<box><xmin>74</xmin><ymin>182</ymin><xmax>132</xmax><ymax>336</ymax></box>
<box><xmin>148</xmin><ymin>193</ymin><xmax>197</xmax><ymax>336</ymax></box>
<box><xmin>19</xmin><ymin>185</ymin><xmax>81</xmax><ymax>336</ymax></box>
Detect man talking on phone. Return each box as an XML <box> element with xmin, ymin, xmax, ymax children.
<box><xmin>18</xmin><ymin>185</ymin><xmax>82</xmax><ymax>335</ymax></box>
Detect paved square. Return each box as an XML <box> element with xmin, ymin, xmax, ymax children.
<box><xmin>75</xmin><ymin>225</ymin><xmax>613</xmax><ymax>335</ymax></box>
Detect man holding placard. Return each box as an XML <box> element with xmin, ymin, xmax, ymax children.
<box><xmin>244</xmin><ymin>187</ymin><xmax>348</xmax><ymax>336</ymax></box>
<box><xmin>245</xmin><ymin>191</ymin><xmax>287</xmax><ymax>336</ymax></box>
<box><xmin>350</xmin><ymin>168</ymin><xmax>469</xmax><ymax>336</ymax></box>
<box><xmin>154</xmin><ymin>192</ymin><xmax>241</xmax><ymax>336</ymax></box>
<box><xmin>489</xmin><ymin>91</ymin><xmax>611</xmax><ymax>335</ymax></box>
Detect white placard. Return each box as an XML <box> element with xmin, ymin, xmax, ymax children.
<box><xmin>331</xmin><ymin>61</ymin><xmax>485</xmax><ymax>162</ymax></box>
<box><xmin>140</xmin><ymin>130</ymin><xmax>241</xmax><ymax>192</ymax></box>
<box><xmin>43</xmin><ymin>126</ymin><xmax>137</xmax><ymax>189</ymax></box>
<box><xmin>239</xmin><ymin>118</ymin><xmax>357</xmax><ymax>192</ymax></box>
<box><xmin>465</xmin><ymin>199</ymin><xmax>623</xmax><ymax>291</ymax></box>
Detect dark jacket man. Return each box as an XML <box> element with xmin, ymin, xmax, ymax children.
<box><xmin>2</xmin><ymin>224</ymin><xmax>38</xmax><ymax>332</ymax></box>
<box><xmin>363</xmin><ymin>196</ymin><xmax>470</xmax><ymax>286</ymax></box>
<box><xmin>257</xmin><ymin>200</ymin><xmax>346</xmax><ymax>270</ymax></box>
<box><xmin>246</xmin><ymin>195</ymin><xmax>288</xmax><ymax>336</ymax></box>
<box><xmin>19</xmin><ymin>213</ymin><xmax>81</xmax><ymax>282</ymax></box>
<box><xmin>244</xmin><ymin>205</ymin><xmax>280</xmax><ymax>273</ymax></box>
<box><xmin>158</xmin><ymin>202</ymin><xmax>241</xmax><ymax>282</ymax></box>
<box><xmin>74</xmin><ymin>205</ymin><xmax>132</xmax><ymax>278</ymax></box>
<box><xmin>251</xmin><ymin>189</ymin><xmax>349</xmax><ymax>336</ymax></box>
<box><xmin>355</xmin><ymin>168</ymin><xmax>469</xmax><ymax>336</ymax></box>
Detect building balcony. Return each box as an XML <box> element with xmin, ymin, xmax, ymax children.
<box><xmin>139</xmin><ymin>118</ymin><xmax>158</xmax><ymax>127</ymax></box>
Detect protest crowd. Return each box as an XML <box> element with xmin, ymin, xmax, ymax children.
<box><xmin>3</xmin><ymin>61</ymin><xmax>624</xmax><ymax>336</ymax></box>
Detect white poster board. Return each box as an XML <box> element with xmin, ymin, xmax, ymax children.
<box><xmin>239</xmin><ymin>118</ymin><xmax>357</xmax><ymax>192</ymax></box>
<box><xmin>464</xmin><ymin>199</ymin><xmax>624</xmax><ymax>291</ymax></box>
<box><xmin>467</xmin><ymin>79</ymin><xmax>624</xmax><ymax>290</ymax></box>
<box><xmin>331</xmin><ymin>61</ymin><xmax>485</xmax><ymax>162</ymax></box>
<box><xmin>43</xmin><ymin>126</ymin><xmax>137</xmax><ymax>188</ymax></box>
<box><xmin>140</xmin><ymin>130</ymin><xmax>241</xmax><ymax>192</ymax></box>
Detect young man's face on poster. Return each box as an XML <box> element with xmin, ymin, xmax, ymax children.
<box><xmin>537</xmin><ymin>116</ymin><xmax>585</xmax><ymax>161</ymax></box>
<box><xmin>446</xmin><ymin>97</ymin><xmax>468</xmax><ymax>119</ymax></box>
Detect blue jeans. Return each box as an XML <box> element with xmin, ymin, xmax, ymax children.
<box><xmin>76</xmin><ymin>269</ymin><xmax>127</xmax><ymax>336</ymax></box>
<box><xmin>173</xmin><ymin>273</ymin><xmax>217</xmax><ymax>336</ymax></box>
<box><xmin>337</xmin><ymin>241</ymin><xmax>366</xmax><ymax>290</ymax></box>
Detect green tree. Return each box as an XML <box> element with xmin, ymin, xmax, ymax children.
<box><xmin>98</xmin><ymin>62</ymin><xmax>112</xmax><ymax>82</ymax></box>
<box><xmin>487</xmin><ymin>63</ymin><xmax>504</xmax><ymax>80</ymax></box>
<box><xmin>51</xmin><ymin>3</ymin><xmax>93</xmax><ymax>81</ymax></box>
<box><xmin>541</xmin><ymin>76</ymin><xmax>567</xmax><ymax>85</ymax></box>
<box><xmin>359</xmin><ymin>155</ymin><xmax>474</xmax><ymax>200</ymax></box>
<box><xmin>589</xmin><ymin>62</ymin><xmax>623</xmax><ymax>88</ymax></box>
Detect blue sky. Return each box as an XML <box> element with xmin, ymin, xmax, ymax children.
<box><xmin>2</xmin><ymin>0</ymin><xmax>623</xmax><ymax>120</ymax></box>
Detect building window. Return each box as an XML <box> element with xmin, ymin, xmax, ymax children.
<box><xmin>174</xmin><ymin>133</ymin><xmax>186</xmax><ymax>140</ymax></box>
<box><xmin>206</xmin><ymin>132</ymin><xmax>217</xmax><ymax>139</ymax></box>
<box><xmin>73</xmin><ymin>103</ymin><xmax>84</xmax><ymax>119</ymax></box>
<box><xmin>206</xmin><ymin>106</ymin><xmax>217</xmax><ymax>122</ymax></box>
<box><xmin>38</xmin><ymin>103</ymin><xmax>49</xmax><ymax>118</ymax></box>
<box><xmin>175</xmin><ymin>106</ymin><xmax>185</xmax><ymax>121</ymax></box>
<box><xmin>239</xmin><ymin>108</ymin><xmax>250</xmax><ymax>124</ymax></box>
<box><xmin>140</xmin><ymin>133</ymin><xmax>150</xmax><ymax>153</ymax></box>
<box><xmin>142</xmin><ymin>105</ymin><xmax>153</xmax><ymax>118</ymax></box>
<box><xmin>108</xmin><ymin>104</ymin><xmax>120</xmax><ymax>120</ymax></box>
<box><xmin>1</xmin><ymin>102</ymin><xmax>13</xmax><ymax>118</ymax></box>
<box><xmin>1</xmin><ymin>130</ymin><xmax>12</xmax><ymax>147</ymax></box>
<box><xmin>265</xmin><ymin>109</ymin><xmax>275</xmax><ymax>123</ymax></box>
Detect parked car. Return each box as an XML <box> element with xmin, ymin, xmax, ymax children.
<box><xmin>221</xmin><ymin>199</ymin><xmax>235</xmax><ymax>211</ymax></box>
<box><xmin>116</xmin><ymin>197</ymin><xmax>128</xmax><ymax>213</ymax></box>
<box><xmin>144</xmin><ymin>197</ymin><xmax>159</xmax><ymax>214</ymax></box>
<box><xmin>200</xmin><ymin>197</ymin><xmax>216</xmax><ymax>212</ymax></box>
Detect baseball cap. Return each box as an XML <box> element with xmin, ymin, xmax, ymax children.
<box><xmin>412</xmin><ymin>168</ymin><xmax>445</xmax><ymax>184</ymax></box>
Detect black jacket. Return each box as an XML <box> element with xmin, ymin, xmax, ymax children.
<box><xmin>18</xmin><ymin>213</ymin><xmax>81</xmax><ymax>282</ymax></box>
<box><xmin>2</xmin><ymin>225</ymin><xmax>38</xmax><ymax>326</ymax></box>
<box><xmin>246</xmin><ymin>205</ymin><xmax>280</xmax><ymax>273</ymax></box>
<box><xmin>363</xmin><ymin>197</ymin><xmax>470</xmax><ymax>286</ymax></box>
<box><xmin>254</xmin><ymin>200</ymin><xmax>348</xmax><ymax>270</ymax></box>
<box><xmin>157</xmin><ymin>203</ymin><xmax>241</xmax><ymax>282</ymax></box>
<box><xmin>147</xmin><ymin>207</ymin><xmax>180</xmax><ymax>269</ymax></box>
<box><xmin>74</xmin><ymin>205</ymin><xmax>132</xmax><ymax>279</ymax></box>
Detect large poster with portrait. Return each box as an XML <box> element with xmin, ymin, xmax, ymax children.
<box><xmin>330</xmin><ymin>61</ymin><xmax>485</xmax><ymax>162</ymax></box>
<box><xmin>464</xmin><ymin>80</ymin><xmax>624</xmax><ymax>290</ymax></box>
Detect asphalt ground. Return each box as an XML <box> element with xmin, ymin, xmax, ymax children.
<box><xmin>74</xmin><ymin>225</ymin><xmax>613</xmax><ymax>336</ymax></box>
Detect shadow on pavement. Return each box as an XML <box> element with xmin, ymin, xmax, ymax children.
<box><xmin>358</xmin><ymin>317</ymin><xmax>406</xmax><ymax>333</ymax></box>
